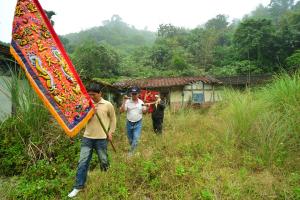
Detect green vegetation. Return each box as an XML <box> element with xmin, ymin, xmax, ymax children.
<box><xmin>56</xmin><ymin>0</ymin><xmax>300</xmax><ymax>80</ymax></box>
<box><xmin>0</xmin><ymin>71</ymin><xmax>299</xmax><ymax>199</ymax></box>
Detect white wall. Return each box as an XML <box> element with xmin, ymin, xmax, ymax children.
<box><xmin>168</xmin><ymin>82</ymin><xmax>222</xmax><ymax>109</ymax></box>
<box><xmin>0</xmin><ymin>76</ymin><xmax>11</xmax><ymax>121</ymax></box>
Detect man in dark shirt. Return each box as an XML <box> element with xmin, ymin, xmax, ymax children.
<box><xmin>150</xmin><ymin>94</ymin><xmax>165</xmax><ymax>134</ymax></box>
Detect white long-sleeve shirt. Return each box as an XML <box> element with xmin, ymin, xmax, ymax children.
<box><xmin>124</xmin><ymin>98</ymin><xmax>145</xmax><ymax>122</ymax></box>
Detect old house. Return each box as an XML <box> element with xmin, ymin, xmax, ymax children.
<box><xmin>113</xmin><ymin>76</ymin><xmax>222</xmax><ymax>109</ymax></box>
<box><xmin>0</xmin><ymin>43</ymin><xmax>16</xmax><ymax>74</ymax></box>
<box><xmin>90</xmin><ymin>79</ymin><xmax>119</xmax><ymax>103</ymax></box>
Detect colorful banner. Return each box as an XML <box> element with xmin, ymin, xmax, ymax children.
<box><xmin>139</xmin><ymin>90</ymin><xmax>159</xmax><ymax>113</ymax></box>
<box><xmin>10</xmin><ymin>0</ymin><xmax>94</xmax><ymax>137</ymax></box>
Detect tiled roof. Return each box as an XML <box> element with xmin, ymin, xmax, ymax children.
<box><xmin>92</xmin><ymin>78</ymin><xmax>118</xmax><ymax>91</ymax></box>
<box><xmin>217</xmin><ymin>74</ymin><xmax>273</xmax><ymax>85</ymax></box>
<box><xmin>113</xmin><ymin>76</ymin><xmax>222</xmax><ymax>89</ymax></box>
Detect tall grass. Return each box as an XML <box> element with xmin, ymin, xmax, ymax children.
<box><xmin>74</xmin><ymin>71</ymin><xmax>300</xmax><ymax>199</ymax></box>
<box><xmin>219</xmin><ymin>73</ymin><xmax>300</xmax><ymax>168</ymax></box>
<box><xmin>0</xmin><ymin>69</ymin><xmax>52</xmax><ymax>174</ymax></box>
<box><xmin>0</xmin><ymin>72</ymin><xmax>299</xmax><ymax>199</ymax></box>
<box><xmin>0</xmin><ymin>69</ymin><xmax>50</xmax><ymax>135</ymax></box>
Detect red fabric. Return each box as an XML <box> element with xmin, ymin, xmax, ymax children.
<box><xmin>10</xmin><ymin>0</ymin><xmax>94</xmax><ymax>137</ymax></box>
<box><xmin>139</xmin><ymin>90</ymin><xmax>159</xmax><ymax>113</ymax></box>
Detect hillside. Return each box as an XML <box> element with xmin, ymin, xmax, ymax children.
<box><xmin>63</xmin><ymin>15</ymin><xmax>156</xmax><ymax>53</ymax></box>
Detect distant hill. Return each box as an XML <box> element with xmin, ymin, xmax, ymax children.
<box><xmin>63</xmin><ymin>15</ymin><xmax>156</xmax><ymax>53</ymax></box>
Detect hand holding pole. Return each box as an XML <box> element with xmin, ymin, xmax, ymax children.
<box><xmin>95</xmin><ymin>112</ymin><xmax>117</xmax><ymax>152</ymax></box>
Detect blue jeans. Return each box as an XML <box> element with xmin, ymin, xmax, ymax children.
<box><xmin>74</xmin><ymin>137</ymin><xmax>109</xmax><ymax>189</ymax></box>
<box><xmin>126</xmin><ymin>119</ymin><xmax>142</xmax><ymax>152</ymax></box>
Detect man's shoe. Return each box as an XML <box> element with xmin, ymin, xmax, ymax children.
<box><xmin>127</xmin><ymin>151</ymin><xmax>133</xmax><ymax>157</ymax></box>
<box><xmin>68</xmin><ymin>188</ymin><xmax>81</xmax><ymax>198</ymax></box>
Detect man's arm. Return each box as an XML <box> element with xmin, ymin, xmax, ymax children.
<box><xmin>108</xmin><ymin>103</ymin><xmax>116</xmax><ymax>141</ymax></box>
<box><xmin>119</xmin><ymin>96</ymin><xmax>129</xmax><ymax>113</ymax></box>
<box><xmin>141</xmin><ymin>100</ymin><xmax>148</xmax><ymax>114</ymax></box>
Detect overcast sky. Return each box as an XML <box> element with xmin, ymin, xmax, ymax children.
<box><xmin>1</xmin><ymin>0</ymin><xmax>271</xmax><ymax>43</ymax></box>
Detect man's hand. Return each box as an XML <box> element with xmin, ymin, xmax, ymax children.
<box><xmin>107</xmin><ymin>132</ymin><xmax>113</xmax><ymax>141</ymax></box>
<box><xmin>123</xmin><ymin>95</ymin><xmax>130</xmax><ymax>100</ymax></box>
<box><xmin>120</xmin><ymin>95</ymin><xmax>129</xmax><ymax>113</ymax></box>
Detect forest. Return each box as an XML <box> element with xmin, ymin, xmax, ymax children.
<box><xmin>55</xmin><ymin>0</ymin><xmax>300</xmax><ymax>82</ymax></box>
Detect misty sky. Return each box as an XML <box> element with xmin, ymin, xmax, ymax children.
<box><xmin>0</xmin><ymin>0</ymin><xmax>271</xmax><ymax>43</ymax></box>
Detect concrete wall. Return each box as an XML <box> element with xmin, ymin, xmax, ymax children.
<box><xmin>0</xmin><ymin>76</ymin><xmax>11</xmax><ymax>121</ymax></box>
<box><xmin>169</xmin><ymin>86</ymin><xmax>186</xmax><ymax>109</ymax></box>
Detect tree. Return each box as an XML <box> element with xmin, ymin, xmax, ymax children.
<box><xmin>209</xmin><ymin>60</ymin><xmax>262</xmax><ymax>76</ymax></box>
<box><xmin>71</xmin><ymin>41</ymin><xmax>120</xmax><ymax>80</ymax></box>
<box><xmin>271</xmin><ymin>2</ymin><xmax>300</xmax><ymax>66</ymax></box>
<box><xmin>156</xmin><ymin>24</ymin><xmax>188</xmax><ymax>48</ymax></box>
<box><xmin>102</xmin><ymin>14</ymin><xmax>124</xmax><ymax>26</ymax></box>
<box><xmin>171</xmin><ymin>54</ymin><xmax>188</xmax><ymax>71</ymax></box>
<box><xmin>59</xmin><ymin>36</ymin><xmax>74</xmax><ymax>53</ymax></box>
<box><xmin>205</xmin><ymin>14</ymin><xmax>229</xmax><ymax>31</ymax></box>
<box><xmin>157</xmin><ymin>24</ymin><xmax>186</xmax><ymax>38</ymax></box>
<box><xmin>285</xmin><ymin>50</ymin><xmax>300</xmax><ymax>72</ymax></box>
<box><xmin>250</xmin><ymin>4</ymin><xmax>271</xmax><ymax>19</ymax></box>
<box><xmin>269</xmin><ymin>0</ymin><xmax>295</xmax><ymax>24</ymax></box>
<box><xmin>187</xmin><ymin>28</ymin><xmax>219</xmax><ymax>68</ymax></box>
<box><xmin>44</xmin><ymin>10</ymin><xmax>56</xmax><ymax>26</ymax></box>
<box><xmin>234</xmin><ymin>19</ymin><xmax>277</xmax><ymax>71</ymax></box>
<box><xmin>150</xmin><ymin>44</ymin><xmax>172</xmax><ymax>69</ymax></box>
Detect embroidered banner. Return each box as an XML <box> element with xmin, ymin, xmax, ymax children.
<box><xmin>10</xmin><ymin>0</ymin><xmax>94</xmax><ymax>137</ymax></box>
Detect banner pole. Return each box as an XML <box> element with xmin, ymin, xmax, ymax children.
<box><xmin>95</xmin><ymin>113</ymin><xmax>117</xmax><ymax>152</ymax></box>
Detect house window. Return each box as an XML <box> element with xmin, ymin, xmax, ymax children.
<box><xmin>192</xmin><ymin>93</ymin><xmax>204</xmax><ymax>103</ymax></box>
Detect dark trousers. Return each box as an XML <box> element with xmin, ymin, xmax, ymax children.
<box><xmin>152</xmin><ymin>116</ymin><xmax>163</xmax><ymax>134</ymax></box>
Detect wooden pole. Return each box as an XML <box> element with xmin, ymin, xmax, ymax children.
<box><xmin>95</xmin><ymin>113</ymin><xmax>116</xmax><ymax>153</ymax></box>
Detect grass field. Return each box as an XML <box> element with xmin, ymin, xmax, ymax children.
<box><xmin>71</xmin><ymin>106</ymin><xmax>299</xmax><ymax>200</ymax></box>
<box><xmin>0</xmin><ymin>73</ymin><xmax>299</xmax><ymax>199</ymax></box>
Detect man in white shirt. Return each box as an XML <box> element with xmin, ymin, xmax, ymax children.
<box><xmin>120</xmin><ymin>86</ymin><xmax>147</xmax><ymax>155</ymax></box>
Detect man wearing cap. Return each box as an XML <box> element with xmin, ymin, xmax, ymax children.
<box><xmin>150</xmin><ymin>94</ymin><xmax>166</xmax><ymax>134</ymax></box>
<box><xmin>120</xmin><ymin>86</ymin><xmax>147</xmax><ymax>155</ymax></box>
<box><xmin>68</xmin><ymin>84</ymin><xmax>116</xmax><ymax>198</ymax></box>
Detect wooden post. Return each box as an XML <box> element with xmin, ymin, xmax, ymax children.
<box><xmin>202</xmin><ymin>81</ymin><xmax>205</xmax><ymax>104</ymax></box>
<box><xmin>212</xmin><ymin>84</ymin><xmax>215</xmax><ymax>102</ymax></box>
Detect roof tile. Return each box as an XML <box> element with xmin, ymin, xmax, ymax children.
<box><xmin>113</xmin><ymin>76</ymin><xmax>221</xmax><ymax>88</ymax></box>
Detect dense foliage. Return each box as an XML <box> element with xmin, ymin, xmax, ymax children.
<box><xmin>59</xmin><ymin>1</ymin><xmax>300</xmax><ymax>80</ymax></box>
